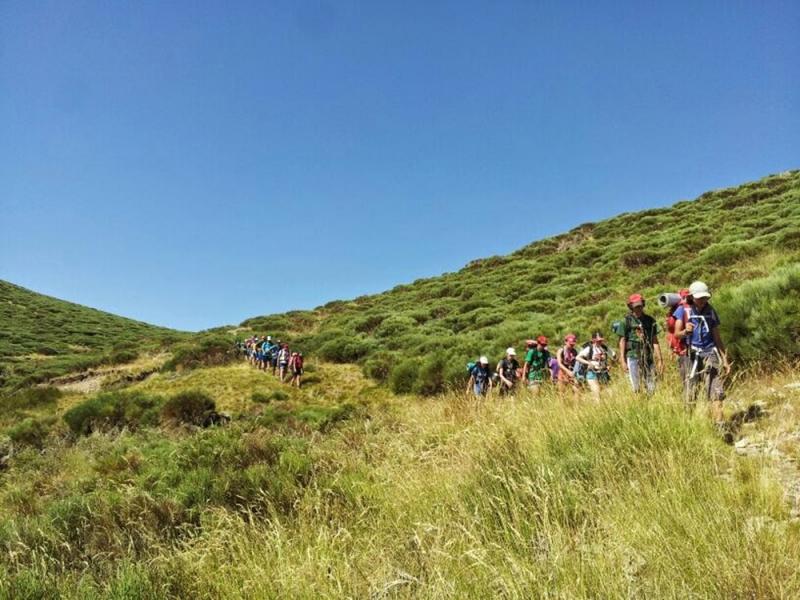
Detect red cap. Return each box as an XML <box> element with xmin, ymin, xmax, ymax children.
<box><xmin>628</xmin><ymin>293</ymin><xmax>644</xmax><ymax>306</ymax></box>
<box><xmin>537</xmin><ymin>335</ymin><xmax>548</xmax><ymax>345</ymax></box>
<box><xmin>679</xmin><ymin>288</ymin><xmax>691</xmax><ymax>298</ymax></box>
<box><xmin>565</xmin><ymin>334</ymin><xmax>577</xmax><ymax>343</ymax></box>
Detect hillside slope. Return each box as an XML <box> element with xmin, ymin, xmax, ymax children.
<box><xmin>241</xmin><ymin>170</ymin><xmax>800</xmax><ymax>389</ymax></box>
<box><xmin>0</xmin><ymin>281</ymin><xmax>184</xmax><ymax>390</ymax></box>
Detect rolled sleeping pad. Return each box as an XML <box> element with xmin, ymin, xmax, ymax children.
<box><xmin>658</xmin><ymin>293</ymin><xmax>682</xmax><ymax>308</ymax></box>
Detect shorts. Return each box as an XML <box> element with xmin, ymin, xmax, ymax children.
<box><xmin>279</xmin><ymin>361</ymin><xmax>289</xmax><ymax>368</ymax></box>
<box><xmin>292</xmin><ymin>368</ymin><xmax>303</xmax><ymax>376</ymax></box>
<box><xmin>271</xmin><ymin>357</ymin><xmax>278</xmax><ymax>366</ymax></box>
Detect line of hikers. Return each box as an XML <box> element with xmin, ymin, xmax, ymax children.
<box><xmin>237</xmin><ymin>335</ymin><xmax>305</xmax><ymax>387</ymax></box>
<box><xmin>466</xmin><ymin>281</ymin><xmax>730</xmax><ymax>424</ymax></box>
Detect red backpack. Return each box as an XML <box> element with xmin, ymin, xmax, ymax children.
<box><xmin>294</xmin><ymin>355</ymin><xmax>304</xmax><ymax>370</ymax></box>
<box><xmin>665</xmin><ymin>303</ymin><xmax>690</xmax><ymax>356</ymax></box>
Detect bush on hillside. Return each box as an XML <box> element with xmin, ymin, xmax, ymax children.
<box><xmin>414</xmin><ymin>353</ymin><xmax>448</xmax><ymax>396</ymax></box>
<box><xmin>162</xmin><ymin>334</ymin><xmax>235</xmax><ymax>372</ymax></box>
<box><xmin>389</xmin><ymin>359</ymin><xmax>419</xmax><ymax>394</ymax></box>
<box><xmin>1</xmin><ymin>386</ymin><xmax>62</xmax><ymax>411</ymax></box>
<box><xmin>318</xmin><ymin>336</ymin><xmax>373</xmax><ymax>363</ymax></box>
<box><xmin>362</xmin><ymin>351</ymin><xmax>396</xmax><ymax>383</ymax></box>
<box><xmin>161</xmin><ymin>391</ymin><xmax>217</xmax><ymax>426</ymax></box>
<box><xmin>63</xmin><ymin>391</ymin><xmax>162</xmax><ymax>436</ymax></box>
<box><xmin>715</xmin><ymin>264</ymin><xmax>800</xmax><ymax>367</ymax></box>
<box><xmin>6</xmin><ymin>416</ymin><xmax>55</xmax><ymax>448</ymax></box>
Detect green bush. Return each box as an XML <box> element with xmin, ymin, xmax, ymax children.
<box><xmin>0</xmin><ymin>386</ymin><xmax>62</xmax><ymax>411</ymax></box>
<box><xmin>63</xmin><ymin>391</ymin><xmax>162</xmax><ymax>435</ymax></box>
<box><xmin>389</xmin><ymin>359</ymin><xmax>419</xmax><ymax>394</ymax></box>
<box><xmin>414</xmin><ymin>353</ymin><xmax>448</xmax><ymax>396</ymax></box>
<box><xmin>251</xmin><ymin>390</ymin><xmax>289</xmax><ymax>404</ymax></box>
<box><xmin>160</xmin><ymin>391</ymin><xmax>217</xmax><ymax>426</ymax></box>
<box><xmin>716</xmin><ymin>264</ymin><xmax>800</xmax><ymax>367</ymax></box>
<box><xmin>318</xmin><ymin>336</ymin><xmax>373</xmax><ymax>363</ymax></box>
<box><xmin>162</xmin><ymin>334</ymin><xmax>235</xmax><ymax>372</ymax></box>
<box><xmin>6</xmin><ymin>416</ymin><xmax>54</xmax><ymax>448</ymax></box>
<box><xmin>362</xmin><ymin>351</ymin><xmax>396</xmax><ymax>383</ymax></box>
<box><xmin>106</xmin><ymin>349</ymin><xmax>138</xmax><ymax>365</ymax></box>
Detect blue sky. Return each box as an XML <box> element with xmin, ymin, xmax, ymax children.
<box><xmin>1</xmin><ymin>1</ymin><xmax>798</xmax><ymax>331</ymax></box>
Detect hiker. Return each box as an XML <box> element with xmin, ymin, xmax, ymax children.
<box><xmin>575</xmin><ymin>332</ymin><xmax>611</xmax><ymax>401</ymax></box>
<box><xmin>289</xmin><ymin>351</ymin><xmax>304</xmax><ymax>388</ymax></box>
<box><xmin>466</xmin><ymin>356</ymin><xmax>492</xmax><ymax>397</ymax></box>
<box><xmin>664</xmin><ymin>289</ymin><xmax>693</xmax><ymax>385</ymax></box>
<box><xmin>616</xmin><ymin>294</ymin><xmax>663</xmax><ymax>395</ymax></box>
<box><xmin>249</xmin><ymin>336</ymin><xmax>260</xmax><ymax>366</ymax></box>
<box><xmin>523</xmin><ymin>336</ymin><xmax>550</xmax><ymax>394</ymax></box>
<box><xmin>673</xmin><ymin>281</ymin><xmax>730</xmax><ymax>423</ymax></box>
<box><xmin>496</xmin><ymin>348</ymin><xmax>520</xmax><ymax>396</ymax></box>
<box><xmin>260</xmin><ymin>336</ymin><xmax>274</xmax><ymax>371</ymax></box>
<box><xmin>556</xmin><ymin>334</ymin><xmax>580</xmax><ymax>394</ymax></box>
<box><xmin>277</xmin><ymin>343</ymin><xmax>291</xmax><ymax>382</ymax></box>
<box><xmin>269</xmin><ymin>340</ymin><xmax>281</xmax><ymax>376</ymax></box>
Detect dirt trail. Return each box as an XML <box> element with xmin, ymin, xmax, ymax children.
<box><xmin>49</xmin><ymin>353</ymin><xmax>169</xmax><ymax>395</ymax></box>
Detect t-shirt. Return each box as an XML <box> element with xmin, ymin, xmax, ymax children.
<box><xmin>471</xmin><ymin>364</ymin><xmax>491</xmax><ymax>386</ymax></box>
<box><xmin>524</xmin><ymin>348</ymin><xmax>550</xmax><ymax>381</ymax></box>
<box><xmin>673</xmin><ymin>303</ymin><xmax>720</xmax><ymax>352</ymax></box>
<box><xmin>498</xmin><ymin>358</ymin><xmax>519</xmax><ymax>381</ymax></box>
<box><xmin>620</xmin><ymin>313</ymin><xmax>659</xmax><ymax>361</ymax></box>
<box><xmin>577</xmin><ymin>344</ymin><xmax>608</xmax><ymax>372</ymax></box>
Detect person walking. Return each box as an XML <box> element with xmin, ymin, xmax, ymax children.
<box><xmin>466</xmin><ymin>356</ymin><xmax>492</xmax><ymax>397</ymax></box>
<box><xmin>523</xmin><ymin>336</ymin><xmax>550</xmax><ymax>395</ymax></box>
<box><xmin>576</xmin><ymin>332</ymin><xmax>611</xmax><ymax>401</ymax></box>
<box><xmin>289</xmin><ymin>351</ymin><xmax>304</xmax><ymax>388</ymax></box>
<box><xmin>617</xmin><ymin>294</ymin><xmax>663</xmax><ymax>395</ymax></box>
<box><xmin>496</xmin><ymin>348</ymin><xmax>520</xmax><ymax>397</ymax></box>
<box><xmin>664</xmin><ymin>289</ymin><xmax>693</xmax><ymax>385</ymax></box>
<box><xmin>673</xmin><ymin>281</ymin><xmax>730</xmax><ymax>424</ymax></box>
<box><xmin>556</xmin><ymin>334</ymin><xmax>580</xmax><ymax>395</ymax></box>
<box><xmin>277</xmin><ymin>343</ymin><xmax>291</xmax><ymax>382</ymax></box>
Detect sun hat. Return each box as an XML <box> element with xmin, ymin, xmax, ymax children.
<box><xmin>506</xmin><ymin>347</ymin><xmax>516</xmax><ymax>356</ymax></box>
<box><xmin>537</xmin><ymin>335</ymin><xmax>548</xmax><ymax>345</ymax></box>
<box><xmin>689</xmin><ymin>281</ymin><xmax>711</xmax><ymax>298</ymax></box>
<box><xmin>479</xmin><ymin>356</ymin><xmax>489</xmax><ymax>365</ymax></box>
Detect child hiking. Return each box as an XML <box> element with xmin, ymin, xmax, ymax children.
<box><xmin>616</xmin><ymin>294</ymin><xmax>662</xmax><ymax>395</ymax></box>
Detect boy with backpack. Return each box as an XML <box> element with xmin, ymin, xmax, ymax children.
<box><xmin>673</xmin><ymin>281</ymin><xmax>730</xmax><ymax>423</ymax></box>
<box><xmin>523</xmin><ymin>336</ymin><xmax>550</xmax><ymax>395</ymax></box>
<box><xmin>496</xmin><ymin>348</ymin><xmax>520</xmax><ymax>396</ymax></box>
<box><xmin>466</xmin><ymin>356</ymin><xmax>492</xmax><ymax>397</ymax></box>
<box><xmin>664</xmin><ymin>289</ymin><xmax>693</xmax><ymax>385</ymax></box>
<box><xmin>616</xmin><ymin>293</ymin><xmax>663</xmax><ymax>395</ymax></box>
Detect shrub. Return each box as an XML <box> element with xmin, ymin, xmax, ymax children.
<box><xmin>0</xmin><ymin>386</ymin><xmax>62</xmax><ymax>411</ymax></box>
<box><xmin>362</xmin><ymin>351</ymin><xmax>395</xmax><ymax>383</ymax></box>
<box><xmin>106</xmin><ymin>349</ymin><xmax>138</xmax><ymax>365</ymax></box>
<box><xmin>162</xmin><ymin>334</ymin><xmax>235</xmax><ymax>372</ymax></box>
<box><xmin>161</xmin><ymin>391</ymin><xmax>217</xmax><ymax>426</ymax></box>
<box><xmin>6</xmin><ymin>416</ymin><xmax>54</xmax><ymax>448</ymax></box>
<box><xmin>63</xmin><ymin>391</ymin><xmax>162</xmax><ymax>435</ymax></box>
<box><xmin>389</xmin><ymin>359</ymin><xmax>419</xmax><ymax>394</ymax></box>
<box><xmin>318</xmin><ymin>336</ymin><xmax>373</xmax><ymax>363</ymax></box>
<box><xmin>715</xmin><ymin>264</ymin><xmax>800</xmax><ymax>367</ymax></box>
<box><xmin>414</xmin><ymin>353</ymin><xmax>448</xmax><ymax>396</ymax></box>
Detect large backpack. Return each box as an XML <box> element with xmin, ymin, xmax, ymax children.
<box><xmin>665</xmin><ymin>304</ymin><xmax>690</xmax><ymax>356</ymax></box>
<box><xmin>573</xmin><ymin>342</ymin><xmax>609</xmax><ymax>379</ymax></box>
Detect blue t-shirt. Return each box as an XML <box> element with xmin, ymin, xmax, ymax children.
<box><xmin>471</xmin><ymin>364</ymin><xmax>491</xmax><ymax>386</ymax></box>
<box><xmin>673</xmin><ymin>303</ymin><xmax>720</xmax><ymax>351</ymax></box>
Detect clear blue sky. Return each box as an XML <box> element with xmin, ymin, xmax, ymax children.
<box><xmin>1</xmin><ymin>1</ymin><xmax>798</xmax><ymax>331</ymax></box>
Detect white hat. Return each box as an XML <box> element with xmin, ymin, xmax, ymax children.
<box><xmin>506</xmin><ymin>347</ymin><xmax>516</xmax><ymax>356</ymax></box>
<box><xmin>267</xmin><ymin>335</ymin><xmax>272</xmax><ymax>340</ymax></box>
<box><xmin>479</xmin><ymin>356</ymin><xmax>489</xmax><ymax>365</ymax></box>
<box><xmin>689</xmin><ymin>281</ymin><xmax>711</xmax><ymax>299</ymax></box>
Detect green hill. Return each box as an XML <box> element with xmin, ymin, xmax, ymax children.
<box><xmin>241</xmin><ymin>169</ymin><xmax>800</xmax><ymax>391</ymax></box>
<box><xmin>0</xmin><ymin>281</ymin><xmax>185</xmax><ymax>390</ymax></box>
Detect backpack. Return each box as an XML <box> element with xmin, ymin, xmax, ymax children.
<box><xmin>573</xmin><ymin>342</ymin><xmax>610</xmax><ymax>379</ymax></box>
<box><xmin>666</xmin><ymin>304</ymin><xmax>690</xmax><ymax>356</ymax></box>
<box><xmin>466</xmin><ymin>361</ymin><xmax>477</xmax><ymax>374</ymax></box>
<box><xmin>294</xmin><ymin>355</ymin><xmax>304</xmax><ymax>370</ymax></box>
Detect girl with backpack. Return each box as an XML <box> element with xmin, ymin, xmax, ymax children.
<box><xmin>289</xmin><ymin>352</ymin><xmax>304</xmax><ymax>388</ymax></box>
<box><xmin>556</xmin><ymin>334</ymin><xmax>580</xmax><ymax>395</ymax></box>
<box><xmin>575</xmin><ymin>332</ymin><xmax>611</xmax><ymax>401</ymax></box>
<box><xmin>277</xmin><ymin>344</ymin><xmax>291</xmax><ymax>382</ymax></box>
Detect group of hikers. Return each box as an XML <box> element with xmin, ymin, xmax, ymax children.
<box><xmin>237</xmin><ymin>336</ymin><xmax>305</xmax><ymax>387</ymax></box>
<box><xmin>466</xmin><ymin>280</ymin><xmax>730</xmax><ymax>424</ymax></box>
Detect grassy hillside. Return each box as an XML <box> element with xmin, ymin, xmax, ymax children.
<box><xmin>0</xmin><ymin>281</ymin><xmax>185</xmax><ymax>390</ymax></box>
<box><xmin>241</xmin><ymin>170</ymin><xmax>800</xmax><ymax>391</ymax></box>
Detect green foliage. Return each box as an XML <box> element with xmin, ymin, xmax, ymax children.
<box><xmin>317</xmin><ymin>335</ymin><xmax>374</xmax><ymax>363</ymax></box>
<box><xmin>0</xmin><ymin>387</ymin><xmax>62</xmax><ymax>411</ymax></box>
<box><xmin>162</xmin><ymin>334</ymin><xmax>235</xmax><ymax>372</ymax></box>
<box><xmin>63</xmin><ymin>391</ymin><xmax>163</xmax><ymax>435</ymax></box>
<box><xmin>362</xmin><ymin>350</ymin><xmax>396</xmax><ymax>383</ymax></box>
<box><xmin>414</xmin><ymin>353</ymin><xmax>448</xmax><ymax>395</ymax></box>
<box><xmin>251</xmin><ymin>389</ymin><xmax>289</xmax><ymax>404</ymax></box>
<box><xmin>716</xmin><ymin>264</ymin><xmax>800</xmax><ymax>366</ymax></box>
<box><xmin>5</xmin><ymin>416</ymin><xmax>55</xmax><ymax>448</ymax></box>
<box><xmin>160</xmin><ymin>391</ymin><xmax>217</xmax><ymax>426</ymax></box>
<box><xmin>389</xmin><ymin>359</ymin><xmax>419</xmax><ymax>394</ymax></box>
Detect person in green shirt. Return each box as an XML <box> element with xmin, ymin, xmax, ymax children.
<box><xmin>617</xmin><ymin>293</ymin><xmax>663</xmax><ymax>394</ymax></box>
<box><xmin>523</xmin><ymin>336</ymin><xmax>551</xmax><ymax>395</ymax></box>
